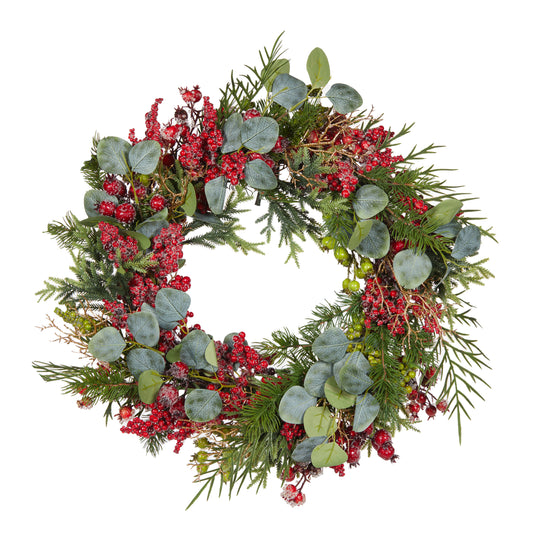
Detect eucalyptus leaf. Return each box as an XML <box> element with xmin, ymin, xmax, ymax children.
<box><xmin>291</xmin><ymin>436</ymin><xmax>327</xmax><ymax>463</ymax></box>
<box><xmin>154</xmin><ymin>288</ymin><xmax>191</xmax><ymax>324</ymax></box>
<box><xmin>141</xmin><ymin>302</ymin><xmax>176</xmax><ymax>332</ymax></box>
<box><xmin>353</xmin><ymin>185</ymin><xmax>389</xmax><ymax>219</ymax></box>
<box><xmin>221</xmin><ymin>113</ymin><xmax>244</xmax><ymax>154</ymax></box>
<box><xmin>278</xmin><ymin>386</ymin><xmax>316</xmax><ymax>424</ymax></box>
<box><xmin>312</xmin><ymin>328</ymin><xmax>350</xmax><ymax>363</ymax></box>
<box><xmin>333</xmin><ymin>351</ymin><xmax>373</xmax><ymax>395</ymax></box>
<box><xmin>127</xmin><ymin>348</ymin><xmax>165</xmax><ymax>380</ymax></box>
<box><xmin>433</xmin><ymin>220</ymin><xmax>462</xmax><ymax>238</ymax></box>
<box><xmin>127</xmin><ymin>311</ymin><xmax>160</xmax><ymax>347</ymax></box>
<box><xmin>262</xmin><ymin>58</ymin><xmax>290</xmax><ymax>92</ymax></box>
<box><xmin>393</xmin><ymin>249</ymin><xmax>433</xmax><ymax>289</ymax></box>
<box><xmin>352</xmin><ymin>393</ymin><xmax>380</xmax><ymax>432</ymax></box>
<box><xmin>348</xmin><ymin>219</ymin><xmax>373</xmax><ymax>250</ymax></box>
<box><xmin>244</xmin><ymin>159</ymin><xmax>278</xmax><ymax>190</ymax></box>
<box><xmin>182</xmin><ymin>183</ymin><xmax>197</xmax><ymax>217</ymax></box>
<box><xmin>303</xmin><ymin>406</ymin><xmax>337</xmax><ymax>437</ymax></box>
<box><xmin>272</xmin><ymin>73</ymin><xmax>308</xmax><ymax>110</ymax></box>
<box><xmin>124</xmin><ymin>230</ymin><xmax>151</xmax><ymax>250</ymax></box>
<box><xmin>138</xmin><ymin>369</ymin><xmax>163</xmax><ymax>404</ymax></box>
<box><xmin>165</xmin><ymin>344</ymin><xmax>182</xmax><ymax>363</ymax></box>
<box><xmin>179</xmin><ymin>329</ymin><xmax>212</xmax><ymax>370</ymax></box>
<box><xmin>451</xmin><ymin>225</ymin><xmax>481</xmax><ymax>259</ymax></box>
<box><xmin>304</xmin><ymin>361</ymin><xmax>334</xmax><ymax>398</ymax></box>
<box><xmin>83</xmin><ymin>190</ymin><xmax>118</xmax><ymax>218</ymax></box>
<box><xmin>425</xmin><ymin>198</ymin><xmax>463</xmax><ymax>229</ymax></box>
<box><xmin>204</xmin><ymin>176</ymin><xmax>227</xmax><ymax>214</ymax></box>
<box><xmin>355</xmin><ymin>220</ymin><xmax>390</xmax><ymax>259</ymax></box>
<box><xmin>306</xmin><ymin>47</ymin><xmax>330</xmax><ymax>89</ymax></box>
<box><xmin>324</xmin><ymin>377</ymin><xmax>356</xmax><ymax>409</ymax></box>
<box><xmin>136</xmin><ymin>208</ymin><xmax>169</xmax><ymax>238</ymax></box>
<box><xmin>325</xmin><ymin>83</ymin><xmax>363</xmax><ymax>114</ymax></box>
<box><xmin>87</xmin><ymin>327</ymin><xmax>125</xmax><ymax>362</ymax></box>
<box><xmin>204</xmin><ymin>340</ymin><xmax>218</xmax><ymax>368</ymax></box>
<box><xmin>311</xmin><ymin>441</ymin><xmax>348</xmax><ymax>468</ymax></box>
<box><xmin>128</xmin><ymin>140</ymin><xmax>161</xmax><ymax>174</ymax></box>
<box><xmin>241</xmin><ymin>116</ymin><xmax>279</xmax><ymax>153</ymax></box>
<box><xmin>184</xmin><ymin>389</ymin><xmax>222</xmax><ymax>422</ymax></box>
<box><xmin>97</xmin><ymin>136</ymin><xmax>131</xmax><ymax>175</ymax></box>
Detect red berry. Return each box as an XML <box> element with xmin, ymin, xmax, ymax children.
<box><xmin>347</xmin><ymin>446</ymin><xmax>360</xmax><ymax>464</ymax></box>
<box><xmin>150</xmin><ymin>195</ymin><xmax>166</xmax><ymax>211</ymax></box>
<box><xmin>98</xmin><ymin>201</ymin><xmax>116</xmax><ymax>217</ymax></box>
<box><xmin>162</xmin><ymin>153</ymin><xmax>175</xmax><ymax>167</ymax></box>
<box><xmin>103</xmin><ymin>177</ymin><xmax>126</xmax><ymax>197</ymax></box>
<box><xmin>417</xmin><ymin>392</ymin><xmax>427</xmax><ymax>405</ymax></box>
<box><xmin>115</xmin><ymin>203</ymin><xmax>136</xmax><ymax>224</ymax></box>
<box><xmin>377</xmin><ymin>442</ymin><xmax>395</xmax><ymax>460</ymax></box>
<box><xmin>437</xmin><ymin>400</ymin><xmax>448</xmax><ymax>413</ymax></box>
<box><xmin>372</xmin><ymin>429</ymin><xmax>391</xmax><ymax>450</ymax></box>
<box><xmin>425</xmin><ymin>367</ymin><xmax>437</xmax><ymax>379</ymax></box>
<box><xmin>243</xmin><ymin>108</ymin><xmax>261</xmax><ymax>121</ymax></box>
<box><xmin>118</xmin><ymin>406</ymin><xmax>133</xmax><ymax>420</ymax></box>
<box><xmin>307</xmin><ymin>130</ymin><xmax>319</xmax><ymax>143</ymax></box>
<box><xmin>426</xmin><ymin>405</ymin><xmax>437</xmax><ymax>419</ymax></box>
<box><xmin>363</xmin><ymin>423</ymin><xmax>374</xmax><ymax>436</ymax></box>
<box><xmin>129</xmin><ymin>185</ymin><xmax>146</xmax><ymax>201</ymax></box>
<box><xmin>408</xmin><ymin>402</ymin><xmax>420</xmax><ymax>415</ymax></box>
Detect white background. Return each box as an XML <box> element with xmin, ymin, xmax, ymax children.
<box><xmin>2</xmin><ymin>0</ymin><xmax>531</xmax><ymax>531</ymax></box>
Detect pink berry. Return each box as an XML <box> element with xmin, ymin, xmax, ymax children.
<box><xmin>115</xmin><ymin>203</ymin><xmax>136</xmax><ymax>224</ymax></box>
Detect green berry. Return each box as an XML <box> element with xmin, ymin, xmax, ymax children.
<box><xmin>322</xmin><ymin>236</ymin><xmax>336</xmax><ymax>249</ymax></box>
<box><xmin>355</xmin><ymin>268</ymin><xmax>366</xmax><ymax>279</ymax></box>
<box><xmin>361</xmin><ymin>260</ymin><xmax>373</xmax><ymax>273</ymax></box>
<box><xmin>334</xmin><ymin>247</ymin><xmax>349</xmax><ymax>262</ymax></box>
<box><xmin>195</xmin><ymin>437</ymin><xmax>209</xmax><ymax>449</ymax></box>
<box><xmin>342</xmin><ymin>277</ymin><xmax>351</xmax><ymax>290</ymax></box>
<box><xmin>348</xmin><ymin>280</ymin><xmax>360</xmax><ymax>292</ymax></box>
<box><xmin>196</xmin><ymin>451</ymin><xmax>208</xmax><ymax>463</ymax></box>
<box><xmin>197</xmin><ymin>464</ymin><xmax>208</xmax><ymax>475</ymax></box>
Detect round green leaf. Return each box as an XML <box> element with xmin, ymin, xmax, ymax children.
<box><xmin>84</xmin><ymin>190</ymin><xmax>118</xmax><ymax>218</ymax></box>
<box><xmin>127</xmin><ymin>348</ymin><xmax>165</xmax><ymax>380</ymax></box>
<box><xmin>312</xmin><ymin>328</ymin><xmax>349</xmax><ymax>363</ymax></box>
<box><xmin>141</xmin><ymin>303</ymin><xmax>175</xmax><ymax>332</ymax></box>
<box><xmin>165</xmin><ymin>344</ymin><xmax>182</xmax><ymax>363</ymax></box>
<box><xmin>311</xmin><ymin>441</ymin><xmax>348</xmax><ymax>468</ymax></box>
<box><xmin>306</xmin><ymin>47</ymin><xmax>330</xmax><ymax>89</ymax></box>
<box><xmin>154</xmin><ymin>288</ymin><xmax>191</xmax><ymax>324</ymax></box>
<box><xmin>393</xmin><ymin>249</ymin><xmax>433</xmax><ymax>289</ymax></box>
<box><xmin>97</xmin><ymin>136</ymin><xmax>131</xmax><ymax>175</ymax></box>
<box><xmin>244</xmin><ymin>159</ymin><xmax>278</xmax><ymax>190</ymax></box>
<box><xmin>204</xmin><ymin>176</ymin><xmax>227</xmax><ymax>214</ymax></box>
<box><xmin>184</xmin><ymin>389</ymin><xmax>222</xmax><ymax>422</ymax></box>
<box><xmin>182</xmin><ymin>183</ymin><xmax>197</xmax><ymax>217</ymax></box>
<box><xmin>348</xmin><ymin>219</ymin><xmax>373</xmax><ymax>250</ymax></box>
<box><xmin>179</xmin><ymin>329</ymin><xmax>212</xmax><ymax>370</ymax></box>
<box><xmin>325</xmin><ymin>83</ymin><xmax>363</xmax><ymax>114</ymax></box>
<box><xmin>304</xmin><ymin>361</ymin><xmax>333</xmax><ymax>397</ymax></box>
<box><xmin>451</xmin><ymin>225</ymin><xmax>481</xmax><ymax>259</ymax></box>
<box><xmin>138</xmin><ymin>369</ymin><xmax>163</xmax><ymax>404</ymax></box>
<box><xmin>262</xmin><ymin>58</ymin><xmax>290</xmax><ymax>92</ymax></box>
<box><xmin>127</xmin><ymin>311</ymin><xmax>160</xmax><ymax>347</ymax></box>
<box><xmin>334</xmin><ymin>351</ymin><xmax>373</xmax><ymax>395</ymax></box>
<box><xmin>291</xmin><ymin>436</ymin><xmax>327</xmax><ymax>463</ymax></box>
<box><xmin>135</xmin><ymin>207</ymin><xmax>169</xmax><ymax>239</ymax></box>
<box><xmin>353</xmin><ymin>185</ymin><xmax>389</xmax><ymax>219</ymax></box>
<box><xmin>425</xmin><ymin>198</ymin><xmax>463</xmax><ymax>229</ymax></box>
<box><xmin>87</xmin><ymin>327</ymin><xmax>125</xmax><ymax>362</ymax></box>
<box><xmin>303</xmin><ymin>406</ymin><xmax>337</xmax><ymax>437</ymax></box>
<box><xmin>433</xmin><ymin>220</ymin><xmax>462</xmax><ymax>238</ymax></box>
<box><xmin>204</xmin><ymin>340</ymin><xmax>218</xmax><ymax>368</ymax></box>
<box><xmin>221</xmin><ymin>113</ymin><xmax>244</xmax><ymax>154</ymax></box>
<box><xmin>241</xmin><ymin>116</ymin><xmax>279</xmax><ymax>153</ymax></box>
<box><xmin>128</xmin><ymin>140</ymin><xmax>161</xmax><ymax>174</ymax></box>
<box><xmin>352</xmin><ymin>393</ymin><xmax>380</xmax><ymax>432</ymax></box>
<box><xmin>272</xmin><ymin>73</ymin><xmax>308</xmax><ymax>110</ymax></box>
<box><xmin>324</xmin><ymin>377</ymin><xmax>356</xmax><ymax>409</ymax></box>
<box><xmin>355</xmin><ymin>220</ymin><xmax>390</xmax><ymax>259</ymax></box>
<box><xmin>278</xmin><ymin>386</ymin><xmax>316</xmax><ymax>424</ymax></box>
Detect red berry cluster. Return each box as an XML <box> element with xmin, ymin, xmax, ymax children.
<box><xmin>151</xmin><ymin>223</ymin><xmax>185</xmax><ymax>278</ymax></box>
<box><xmin>406</xmin><ymin>388</ymin><xmax>448</xmax><ymax>421</ymax></box>
<box><xmin>398</xmin><ymin>194</ymin><xmax>429</xmax><ymax>215</ymax></box>
<box><xmin>98</xmin><ymin>222</ymin><xmax>140</xmax><ymax>267</ymax></box>
<box><xmin>362</xmin><ymin>276</ymin><xmax>407</xmax><ymax>336</ymax></box>
<box><xmin>103</xmin><ymin>299</ymin><xmax>128</xmax><ymax>329</ymax></box>
<box><xmin>281</xmin><ymin>484</ymin><xmax>306</xmax><ymax>506</ymax></box>
<box><xmin>325</xmin><ymin>159</ymin><xmax>359</xmax><ymax>197</ymax></box>
<box><xmin>220</xmin><ymin>152</ymin><xmax>247</xmax><ymax>185</ymax></box>
<box><xmin>280</xmin><ymin>422</ymin><xmax>306</xmax><ymax>450</ymax></box>
<box><xmin>128</xmin><ymin>97</ymin><xmax>164</xmax><ymax>145</ymax></box>
<box><xmin>371</xmin><ymin>429</ymin><xmax>398</xmax><ymax>461</ymax></box>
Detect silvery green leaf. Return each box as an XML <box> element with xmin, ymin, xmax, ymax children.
<box><xmin>97</xmin><ymin>136</ymin><xmax>131</xmax><ymax>175</ymax></box>
<box><xmin>128</xmin><ymin>140</ymin><xmax>161</xmax><ymax>174</ymax></box>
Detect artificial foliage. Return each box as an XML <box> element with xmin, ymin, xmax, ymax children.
<box><xmin>35</xmin><ymin>36</ymin><xmax>494</xmax><ymax>507</ymax></box>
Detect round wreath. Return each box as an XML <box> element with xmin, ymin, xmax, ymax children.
<box><xmin>35</xmin><ymin>37</ymin><xmax>494</xmax><ymax>508</ymax></box>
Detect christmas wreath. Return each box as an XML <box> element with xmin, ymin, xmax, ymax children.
<box><xmin>35</xmin><ymin>36</ymin><xmax>494</xmax><ymax>507</ymax></box>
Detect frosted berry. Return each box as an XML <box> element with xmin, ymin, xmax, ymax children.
<box><xmin>150</xmin><ymin>195</ymin><xmax>166</xmax><ymax>211</ymax></box>
<box><xmin>347</xmin><ymin>446</ymin><xmax>360</xmax><ymax>464</ymax></box>
<box><xmin>372</xmin><ymin>429</ymin><xmax>391</xmax><ymax>450</ymax></box>
<box><xmin>98</xmin><ymin>201</ymin><xmax>116</xmax><ymax>217</ymax></box>
<box><xmin>377</xmin><ymin>442</ymin><xmax>395</xmax><ymax>460</ymax></box>
<box><xmin>437</xmin><ymin>400</ymin><xmax>448</xmax><ymax>412</ymax></box>
<box><xmin>103</xmin><ymin>176</ymin><xmax>127</xmax><ymax>197</ymax></box>
<box><xmin>115</xmin><ymin>203</ymin><xmax>136</xmax><ymax>224</ymax></box>
<box><xmin>118</xmin><ymin>406</ymin><xmax>133</xmax><ymax>420</ymax></box>
<box><xmin>243</xmin><ymin>108</ymin><xmax>261</xmax><ymax>121</ymax></box>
